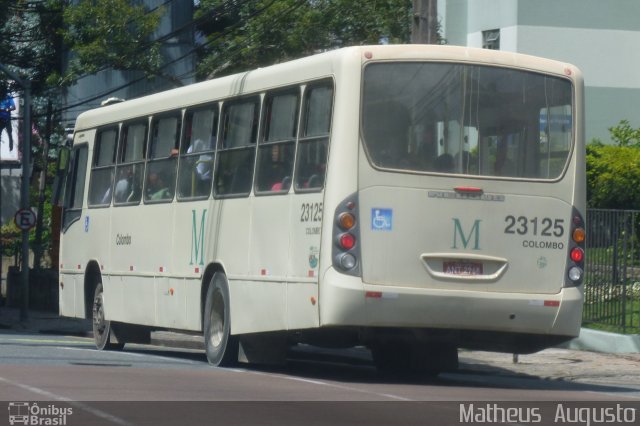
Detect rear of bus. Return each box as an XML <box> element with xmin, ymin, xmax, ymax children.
<box><xmin>324</xmin><ymin>46</ymin><xmax>585</xmax><ymax>362</ymax></box>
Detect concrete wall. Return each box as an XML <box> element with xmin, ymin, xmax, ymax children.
<box><xmin>440</xmin><ymin>0</ymin><xmax>640</xmax><ymax>143</ymax></box>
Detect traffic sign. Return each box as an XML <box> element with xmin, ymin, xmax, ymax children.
<box><xmin>14</xmin><ymin>208</ymin><xmax>37</xmax><ymax>230</ymax></box>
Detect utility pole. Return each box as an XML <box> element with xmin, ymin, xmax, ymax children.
<box><xmin>34</xmin><ymin>101</ymin><xmax>52</xmax><ymax>270</ymax></box>
<box><xmin>412</xmin><ymin>0</ymin><xmax>438</xmax><ymax>44</ymax></box>
<box><xmin>1</xmin><ymin>64</ymin><xmax>32</xmax><ymax>322</ymax></box>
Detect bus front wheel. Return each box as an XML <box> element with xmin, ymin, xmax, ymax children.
<box><xmin>204</xmin><ymin>272</ymin><xmax>238</xmax><ymax>366</ymax></box>
<box><xmin>92</xmin><ymin>283</ymin><xmax>125</xmax><ymax>351</ymax></box>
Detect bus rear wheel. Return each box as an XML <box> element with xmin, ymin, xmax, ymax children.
<box><xmin>92</xmin><ymin>283</ymin><xmax>125</xmax><ymax>351</ymax></box>
<box><xmin>204</xmin><ymin>272</ymin><xmax>238</xmax><ymax>366</ymax></box>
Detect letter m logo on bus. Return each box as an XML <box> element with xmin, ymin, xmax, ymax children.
<box><xmin>451</xmin><ymin>218</ymin><xmax>481</xmax><ymax>250</ymax></box>
<box><xmin>191</xmin><ymin>209</ymin><xmax>207</xmax><ymax>266</ymax></box>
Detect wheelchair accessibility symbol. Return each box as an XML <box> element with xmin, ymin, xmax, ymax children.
<box><xmin>371</xmin><ymin>208</ymin><xmax>393</xmax><ymax>231</ymax></box>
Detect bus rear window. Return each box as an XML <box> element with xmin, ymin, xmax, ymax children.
<box><xmin>362</xmin><ymin>62</ymin><xmax>573</xmax><ymax>179</ymax></box>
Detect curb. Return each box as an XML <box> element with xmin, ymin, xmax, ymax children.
<box><xmin>559</xmin><ymin>327</ymin><xmax>640</xmax><ymax>353</ymax></box>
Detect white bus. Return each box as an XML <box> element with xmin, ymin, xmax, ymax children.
<box><xmin>56</xmin><ymin>45</ymin><xmax>586</xmax><ymax>374</ymax></box>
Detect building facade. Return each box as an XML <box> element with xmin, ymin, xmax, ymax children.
<box><xmin>438</xmin><ymin>0</ymin><xmax>640</xmax><ymax>143</ymax></box>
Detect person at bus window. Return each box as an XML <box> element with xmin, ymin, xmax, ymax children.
<box><xmin>114</xmin><ymin>167</ymin><xmax>133</xmax><ymax>203</ymax></box>
<box><xmin>146</xmin><ymin>171</ymin><xmax>171</xmax><ymax>200</ymax></box>
<box><xmin>187</xmin><ymin>138</ymin><xmax>213</xmax><ymax>180</ymax></box>
<box><xmin>304</xmin><ymin>161</ymin><xmax>326</xmax><ymax>189</ymax></box>
<box><xmin>271</xmin><ymin>176</ymin><xmax>291</xmax><ymax>191</ymax></box>
<box><xmin>0</xmin><ymin>87</ymin><xmax>16</xmax><ymax>151</ymax></box>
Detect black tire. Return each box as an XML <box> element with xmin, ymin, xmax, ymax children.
<box><xmin>92</xmin><ymin>283</ymin><xmax>125</xmax><ymax>351</ymax></box>
<box><xmin>203</xmin><ymin>272</ymin><xmax>238</xmax><ymax>366</ymax></box>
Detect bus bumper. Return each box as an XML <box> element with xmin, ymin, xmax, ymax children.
<box><xmin>320</xmin><ymin>268</ymin><xmax>583</xmax><ymax>349</ymax></box>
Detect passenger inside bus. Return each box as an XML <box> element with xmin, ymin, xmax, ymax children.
<box><xmin>146</xmin><ymin>170</ymin><xmax>172</xmax><ymax>200</ymax></box>
<box><xmin>113</xmin><ymin>167</ymin><xmax>133</xmax><ymax>203</ymax></box>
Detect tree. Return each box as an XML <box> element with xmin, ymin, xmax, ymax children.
<box><xmin>59</xmin><ymin>0</ymin><xmax>180</xmax><ymax>86</ymax></box>
<box><xmin>195</xmin><ymin>0</ymin><xmax>413</xmax><ymax>79</ymax></box>
<box><xmin>608</xmin><ymin>119</ymin><xmax>640</xmax><ymax>148</ymax></box>
<box><xmin>587</xmin><ymin>120</ymin><xmax>640</xmax><ymax>210</ymax></box>
<box><xmin>0</xmin><ymin>0</ymin><xmax>64</xmax><ymax>94</ymax></box>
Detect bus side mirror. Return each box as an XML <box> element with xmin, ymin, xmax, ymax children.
<box><xmin>52</xmin><ymin>146</ymin><xmax>70</xmax><ymax>206</ymax></box>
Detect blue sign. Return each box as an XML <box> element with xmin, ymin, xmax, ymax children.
<box><xmin>371</xmin><ymin>208</ymin><xmax>393</xmax><ymax>231</ymax></box>
<box><xmin>84</xmin><ymin>216</ymin><xmax>90</xmax><ymax>232</ymax></box>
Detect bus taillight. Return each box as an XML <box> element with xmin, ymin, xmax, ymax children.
<box><xmin>338</xmin><ymin>212</ymin><xmax>356</xmax><ymax>230</ymax></box>
<box><xmin>566</xmin><ymin>209</ymin><xmax>585</xmax><ymax>286</ymax></box>
<box><xmin>332</xmin><ymin>193</ymin><xmax>361</xmax><ymax>276</ymax></box>
<box><xmin>339</xmin><ymin>233</ymin><xmax>356</xmax><ymax>250</ymax></box>
<box><xmin>572</xmin><ymin>227</ymin><xmax>586</xmax><ymax>244</ymax></box>
<box><xmin>570</xmin><ymin>247</ymin><xmax>584</xmax><ymax>263</ymax></box>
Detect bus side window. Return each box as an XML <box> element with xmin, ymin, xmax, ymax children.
<box><xmin>88</xmin><ymin>127</ymin><xmax>118</xmax><ymax>207</ymax></box>
<box><xmin>145</xmin><ymin>114</ymin><xmax>180</xmax><ymax>203</ymax></box>
<box><xmin>178</xmin><ymin>106</ymin><xmax>217</xmax><ymax>200</ymax></box>
<box><xmin>255</xmin><ymin>90</ymin><xmax>299</xmax><ymax>194</ymax></box>
<box><xmin>214</xmin><ymin>97</ymin><xmax>259</xmax><ymax>197</ymax></box>
<box><xmin>62</xmin><ymin>145</ymin><xmax>88</xmax><ymax>231</ymax></box>
<box><xmin>114</xmin><ymin>121</ymin><xmax>147</xmax><ymax>205</ymax></box>
<box><xmin>295</xmin><ymin>82</ymin><xmax>332</xmax><ymax>191</ymax></box>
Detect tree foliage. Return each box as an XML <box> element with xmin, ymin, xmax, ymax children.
<box><xmin>587</xmin><ymin>121</ymin><xmax>640</xmax><ymax>210</ymax></box>
<box><xmin>608</xmin><ymin>119</ymin><xmax>640</xmax><ymax>148</ymax></box>
<box><xmin>195</xmin><ymin>0</ymin><xmax>412</xmax><ymax>79</ymax></box>
<box><xmin>60</xmin><ymin>0</ymin><xmax>174</xmax><ymax>86</ymax></box>
<box><xmin>0</xmin><ymin>0</ymin><xmax>64</xmax><ymax>94</ymax></box>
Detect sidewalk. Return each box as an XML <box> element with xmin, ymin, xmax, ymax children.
<box><xmin>0</xmin><ymin>306</ymin><xmax>91</xmax><ymax>336</ymax></box>
<box><xmin>1</xmin><ymin>306</ymin><xmax>638</xmax><ymax>385</ymax></box>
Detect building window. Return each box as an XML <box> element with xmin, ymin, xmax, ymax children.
<box><xmin>482</xmin><ymin>29</ymin><xmax>500</xmax><ymax>50</ymax></box>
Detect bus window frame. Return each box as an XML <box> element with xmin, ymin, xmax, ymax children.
<box><xmin>213</xmin><ymin>95</ymin><xmax>261</xmax><ymax>199</ymax></box>
<box><xmin>177</xmin><ymin>103</ymin><xmax>218</xmax><ymax>202</ymax></box>
<box><xmin>61</xmin><ymin>142</ymin><xmax>88</xmax><ymax>232</ymax></box>
<box><xmin>87</xmin><ymin>125</ymin><xmax>119</xmax><ymax>209</ymax></box>
<box><xmin>254</xmin><ymin>86</ymin><xmax>301</xmax><ymax>196</ymax></box>
<box><xmin>293</xmin><ymin>79</ymin><xmax>334</xmax><ymax>194</ymax></box>
<box><xmin>143</xmin><ymin>112</ymin><xmax>182</xmax><ymax>204</ymax></box>
<box><xmin>113</xmin><ymin>118</ymin><xmax>149</xmax><ymax>206</ymax></box>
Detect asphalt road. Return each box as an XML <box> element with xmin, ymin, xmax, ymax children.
<box><xmin>0</xmin><ymin>333</ymin><xmax>638</xmax><ymax>425</ymax></box>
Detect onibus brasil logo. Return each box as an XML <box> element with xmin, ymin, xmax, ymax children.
<box><xmin>8</xmin><ymin>402</ymin><xmax>73</xmax><ymax>425</ymax></box>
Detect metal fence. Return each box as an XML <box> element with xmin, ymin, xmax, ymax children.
<box><xmin>584</xmin><ymin>209</ymin><xmax>640</xmax><ymax>333</ymax></box>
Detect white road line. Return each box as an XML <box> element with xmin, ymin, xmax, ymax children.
<box><xmin>0</xmin><ymin>376</ymin><xmax>135</xmax><ymax>426</ymax></box>
<box><xmin>232</xmin><ymin>367</ymin><xmax>414</xmax><ymax>401</ymax></box>
<box><xmin>58</xmin><ymin>346</ymin><xmax>203</xmax><ymax>365</ymax></box>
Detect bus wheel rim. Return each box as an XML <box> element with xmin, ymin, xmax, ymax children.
<box><xmin>210</xmin><ymin>290</ymin><xmax>225</xmax><ymax>348</ymax></box>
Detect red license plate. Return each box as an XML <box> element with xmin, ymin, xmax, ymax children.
<box><xmin>443</xmin><ymin>261</ymin><xmax>483</xmax><ymax>276</ymax></box>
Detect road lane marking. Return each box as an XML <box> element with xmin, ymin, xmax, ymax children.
<box><xmin>59</xmin><ymin>346</ymin><xmax>205</xmax><ymax>366</ymax></box>
<box><xmin>231</xmin><ymin>367</ymin><xmax>414</xmax><ymax>401</ymax></box>
<box><xmin>0</xmin><ymin>376</ymin><xmax>134</xmax><ymax>426</ymax></box>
